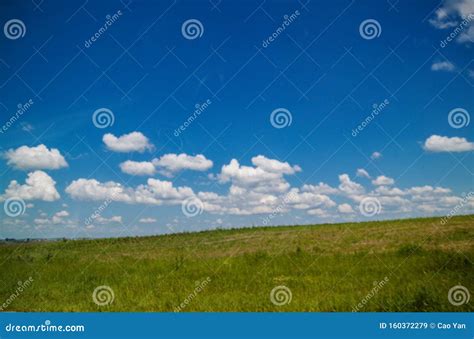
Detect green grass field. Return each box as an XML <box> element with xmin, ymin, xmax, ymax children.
<box><xmin>1</xmin><ymin>215</ymin><xmax>472</xmax><ymax>312</ymax></box>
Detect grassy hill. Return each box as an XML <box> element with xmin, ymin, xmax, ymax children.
<box><xmin>1</xmin><ymin>215</ymin><xmax>472</xmax><ymax>312</ymax></box>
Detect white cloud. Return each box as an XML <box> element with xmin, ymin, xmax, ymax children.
<box><xmin>120</xmin><ymin>160</ymin><xmax>156</xmax><ymax>176</ymax></box>
<box><xmin>307</xmin><ymin>208</ymin><xmax>330</xmax><ymax>217</ymax></box>
<box><xmin>93</xmin><ymin>215</ymin><xmax>123</xmax><ymax>224</ymax></box>
<box><xmin>250</xmin><ymin>155</ymin><xmax>301</xmax><ymax>174</ymax></box>
<box><xmin>215</xmin><ymin>156</ymin><xmax>301</xmax><ymax>198</ymax></box>
<box><xmin>338</xmin><ymin>203</ymin><xmax>354</xmax><ymax>214</ymax></box>
<box><xmin>338</xmin><ymin>174</ymin><xmax>365</xmax><ymax>197</ymax></box>
<box><xmin>356</xmin><ymin>168</ymin><xmax>370</xmax><ymax>178</ymax></box>
<box><xmin>431</xmin><ymin>61</ymin><xmax>455</xmax><ymax>72</ymax></box>
<box><xmin>139</xmin><ymin>218</ymin><xmax>156</xmax><ymax>223</ymax></box>
<box><xmin>429</xmin><ymin>0</ymin><xmax>474</xmax><ymax>43</ymax></box>
<box><xmin>103</xmin><ymin>132</ymin><xmax>154</xmax><ymax>153</ymax></box>
<box><xmin>371</xmin><ymin>151</ymin><xmax>382</xmax><ymax>160</ymax></box>
<box><xmin>52</xmin><ymin>210</ymin><xmax>70</xmax><ymax>224</ymax></box>
<box><xmin>4</xmin><ymin>145</ymin><xmax>68</xmax><ymax>170</ymax></box>
<box><xmin>372</xmin><ymin>175</ymin><xmax>395</xmax><ymax>186</ymax></box>
<box><xmin>423</xmin><ymin>135</ymin><xmax>474</xmax><ymax>152</ymax></box>
<box><xmin>153</xmin><ymin>153</ymin><xmax>213</xmax><ymax>175</ymax></box>
<box><xmin>33</xmin><ymin>210</ymin><xmax>72</xmax><ymax>226</ymax></box>
<box><xmin>1</xmin><ymin>171</ymin><xmax>60</xmax><ymax>201</ymax></box>
<box><xmin>61</xmin><ymin>152</ymin><xmax>469</xmax><ymax>220</ymax></box>
<box><xmin>374</xmin><ymin>186</ymin><xmax>405</xmax><ymax>196</ymax></box>
<box><xmin>286</xmin><ymin>188</ymin><xmax>336</xmax><ymax>209</ymax></box>
<box><xmin>65</xmin><ymin>178</ymin><xmax>194</xmax><ymax>205</ymax></box>
<box><xmin>302</xmin><ymin>182</ymin><xmax>339</xmax><ymax>195</ymax></box>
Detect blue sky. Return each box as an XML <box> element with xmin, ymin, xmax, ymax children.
<box><xmin>0</xmin><ymin>0</ymin><xmax>473</xmax><ymax>239</ymax></box>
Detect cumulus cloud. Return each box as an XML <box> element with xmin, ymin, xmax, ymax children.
<box><xmin>429</xmin><ymin>0</ymin><xmax>474</xmax><ymax>43</ymax></box>
<box><xmin>301</xmin><ymin>182</ymin><xmax>339</xmax><ymax>195</ymax></box>
<box><xmin>139</xmin><ymin>218</ymin><xmax>156</xmax><ymax>223</ymax></box>
<box><xmin>431</xmin><ymin>61</ymin><xmax>455</xmax><ymax>72</ymax></box>
<box><xmin>120</xmin><ymin>160</ymin><xmax>156</xmax><ymax>176</ymax></box>
<box><xmin>1</xmin><ymin>171</ymin><xmax>60</xmax><ymax>201</ymax></box>
<box><xmin>371</xmin><ymin>151</ymin><xmax>382</xmax><ymax>160</ymax></box>
<box><xmin>35</xmin><ymin>210</ymin><xmax>73</xmax><ymax>225</ymax></box>
<box><xmin>338</xmin><ymin>203</ymin><xmax>354</xmax><ymax>214</ymax></box>
<box><xmin>307</xmin><ymin>208</ymin><xmax>330</xmax><ymax>217</ymax></box>
<box><xmin>153</xmin><ymin>153</ymin><xmax>213</xmax><ymax>175</ymax></box>
<box><xmin>356</xmin><ymin>168</ymin><xmax>370</xmax><ymax>179</ymax></box>
<box><xmin>65</xmin><ymin>178</ymin><xmax>194</xmax><ymax>205</ymax></box>
<box><xmin>250</xmin><ymin>155</ymin><xmax>301</xmax><ymax>174</ymax></box>
<box><xmin>4</xmin><ymin>145</ymin><xmax>68</xmax><ymax>170</ymax></box>
<box><xmin>423</xmin><ymin>135</ymin><xmax>474</xmax><ymax>152</ymax></box>
<box><xmin>338</xmin><ymin>174</ymin><xmax>365</xmax><ymax>197</ymax></box>
<box><xmin>372</xmin><ymin>175</ymin><xmax>395</xmax><ymax>186</ymax></box>
<box><xmin>103</xmin><ymin>132</ymin><xmax>154</xmax><ymax>153</ymax></box>
<box><xmin>217</xmin><ymin>156</ymin><xmax>300</xmax><ymax>195</ymax></box>
<box><xmin>93</xmin><ymin>215</ymin><xmax>123</xmax><ymax>224</ymax></box>
<box><xmin>61</xmin><ymin>153</ymin><xmax>469</xmax><ymax>220</ymax></box>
